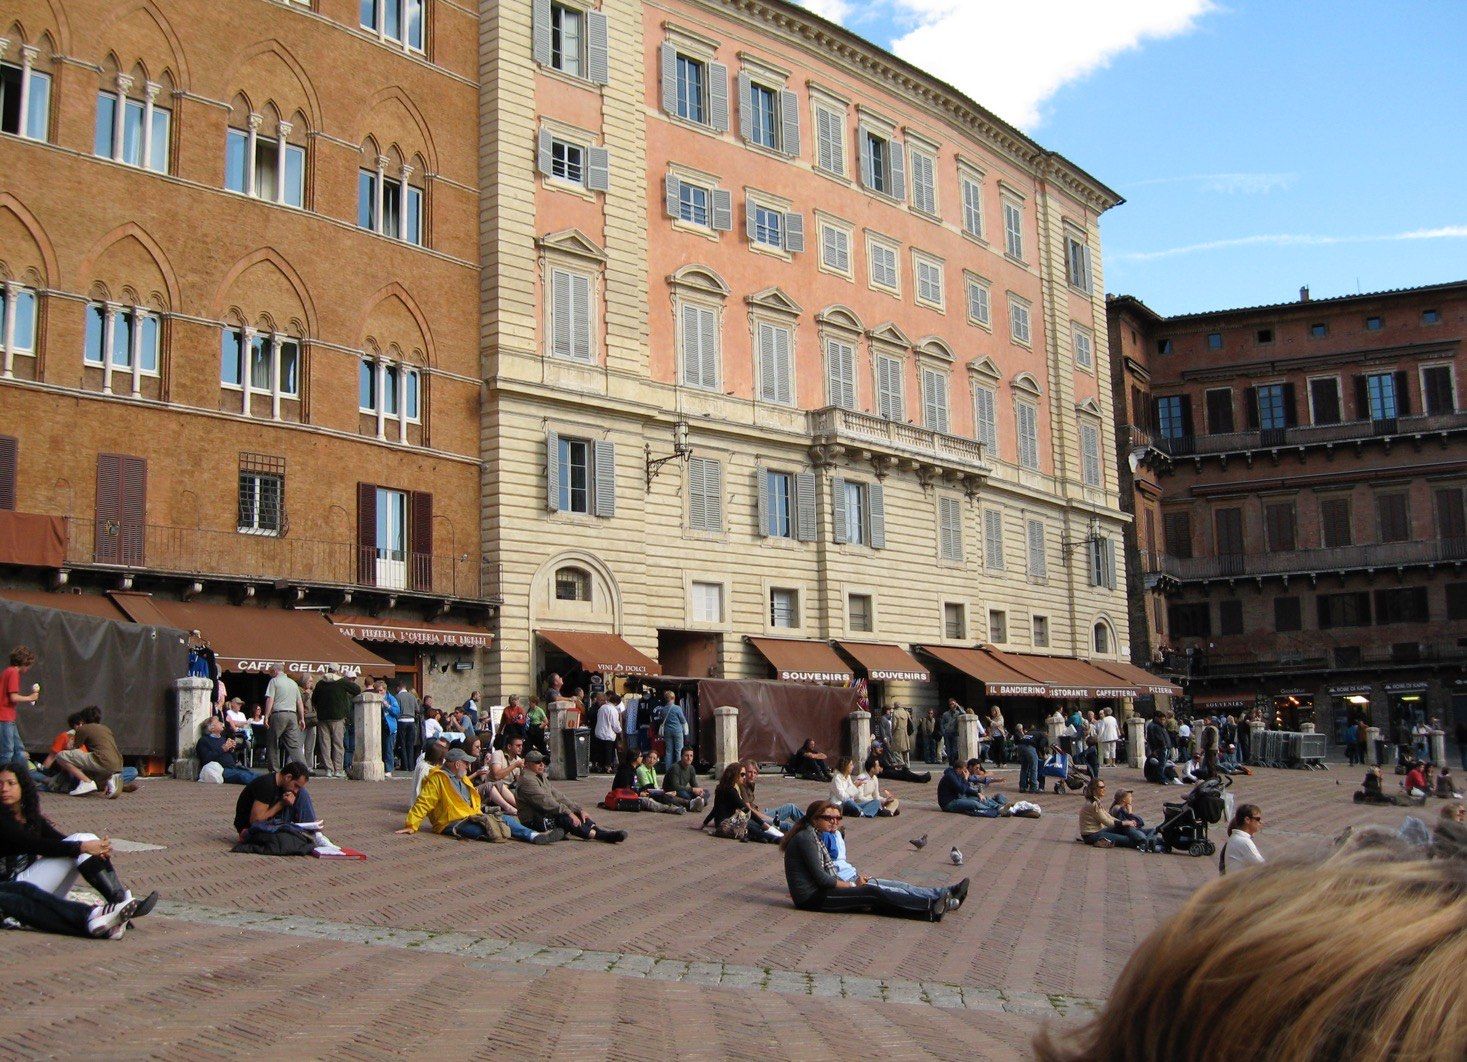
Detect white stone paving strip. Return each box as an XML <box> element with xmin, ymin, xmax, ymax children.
<box><xmin>153</xmin><ymin>900</ymin><xmax>1099</xmax><ymax>1018</ymax></box>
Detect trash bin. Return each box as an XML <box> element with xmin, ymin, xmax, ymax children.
<box><xmin>563</xmin><ymin>726</ymin><xmax>590</xmax><ymax>780</ymax></box>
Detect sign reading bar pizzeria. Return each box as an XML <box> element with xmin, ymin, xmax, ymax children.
<box><xmin>332</xmin><ymin>617</ymin><xmax>492</xmax><ymax>649</ymax></box>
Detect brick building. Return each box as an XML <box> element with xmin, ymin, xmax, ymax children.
<box><xmin>1110</xmin><ymin>281</ymin><xmax>1466</xmax><ymax>747</ymax></box>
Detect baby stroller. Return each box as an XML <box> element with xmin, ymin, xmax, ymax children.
<box><xmin>1155</xmin><ymin>777</ymin><xmax>1230</xmax><ymax>856</ymax></box>
<box><xmin>1039</xmin><ymin>752</ymin><xmax>1087</xmax><ymax>794</ymax></box>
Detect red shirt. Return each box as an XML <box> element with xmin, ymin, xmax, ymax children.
<box><xmin>0</xmin><ymin>666</ymin><xmax>21</xmax><ymax>724</ymax></box>
<box><xmin>1405</xmin><ymin>767</ymin><xmax>1427</xmax><ymax>792</ymax></box>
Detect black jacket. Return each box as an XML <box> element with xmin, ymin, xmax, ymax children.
<box><xmin>783</xmin><ymin>827</ymin><xmax>838</xmax><ymax>907</ymax></box>
<box><xmin>1</xmin><ymin>814</ymin><xmax>81</xmax><ymax>882</ymax></box>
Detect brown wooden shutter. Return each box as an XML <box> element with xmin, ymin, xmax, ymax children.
<box><xmin>1320</xmin><ymin>497</ymin><xmax>1352</xmax><ymax>548</ymax></box>
<box><xmin>356</xmin><ymin>482</ymin><xmax>377</xmax><ymax>586</ymax></box>
<box><xmin>1243</xmin><ymin>387</ymin><xmax>1259</xmax><ymax>429</ymax></box>
<box><xmin>1178</xmin><ymin>394</ymin><xmax>1194</xmax><ymax>437</ymax></box>
<box><xmin>1282</xmin><ymin>382</ymin><xmax>1298</xmax><ymax>427</ymax></box>
<box><xmin>1423</xmin><ymin>366</ymin><xmax>1454</xmax><ymax>414</ymax></box>
<box><xmin>94</xmin><ymin>454</ymin><xmax>122</xmax><ymax>563</ymax></box>
<box><xmin>1393</xmin><ymin>370</ymin><xmax>1410</xmax><ymax>416</ymax></box>
<box><xmin>409</xmin><ymin>490</ymin><xmax>432</xmax><ymax>591</ymax></box>
<box><xmin>0</xmin><ymin>435</ymin><xmax>16</xmax><ymax>510</ymax></box>
<box><xmin>1353</xmin><ymin>374</ymin><xmax>1370</xmax><ymax>419</ymax></box>
<box><xmin>1436</xmin><ymin>487</ymin><xmax>1466</xmax><ymax>541</ymax></box>
<box><xmin>1309</xmin><ymin>378</ymin><xmax>1341</xmax><ymax>425</ymax></box>
<box><xmin>118</xmin><ymin>456</ymin><xmax>146</xmax><ymax>565</ymax></box>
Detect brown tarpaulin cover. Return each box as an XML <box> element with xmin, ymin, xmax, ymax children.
<box><xmin>0</xmin><ymin>511</ymin><xmax>66</xmax><ymax>567</ymax></box>
<box><xmin>0</xmin><ymin>596</ymin><xmax>187</xmax><ymax>757</ymax></box>
<box><xmin>696</xmin><ymin>678</ymin><xmax>859</xmax><ymax>766</ymax></box>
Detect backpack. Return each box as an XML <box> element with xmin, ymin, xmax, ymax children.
<box><xmin>601</xmin><ymin>787</ymin><xmax>643</xmax><ymax>812</ymax></box>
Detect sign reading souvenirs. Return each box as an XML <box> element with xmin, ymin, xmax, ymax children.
<box><xmin>866</xmin><ymin>667</ymin><xmax>931</xmax><ymax>682</ymax></box>
<box><xmin>781</xmin><ymin>670</ymin><xmax>850</xmax><ymax>683</ymax></box>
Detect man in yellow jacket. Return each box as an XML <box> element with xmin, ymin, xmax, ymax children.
<box><xmin>398</xmin><ymin>748</ymin><xmax>562</xmax><ymax>844</ymax></box>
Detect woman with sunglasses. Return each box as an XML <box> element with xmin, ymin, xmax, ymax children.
<box><xmin>1221</xmin><ymin>803</ymin><xmax>1265</xmax><ymax>873</ymax></box>
<box><xmin>780</xmin><ymin>800</ymin><xmax>968</xmax><ymax>921</ymax></box>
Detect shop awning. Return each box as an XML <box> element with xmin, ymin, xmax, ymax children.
<box><xmin>833</xmin><ymin>641</ymin><xmax>930</xmax><ymax>682</ymax></box>
<box><xmin>109</xmin><ymin>593</ymin><xmax>393</xmax><ymax>679</ymax></box>
<box><xmin>747</xmin><ymin>636</ymin><xmax>853</xmax><ymax>683</ymax></box>
<box><xmin>916</xmin><ymin>646</ymin><xmax>1048</xmax><ymax>697</ymax></box>
<box><xmin>538</xmin><ymin>629</ymin><xmax>661</xmax><ymax>675</ymax></box>
<box><xmin>999</xmin><ymin>654</ymin><xmax>1144</xmax><ymax>699</ymax></box>
<box><xmin>1092</xmin><ymin>659</ymin><xmax>1182</xmax><ymax>697</ymax></box>
<box><xmin>331</xmin><ymin>614</ymin><xmax>493</xmax><ymax>649</ymax></box>
<box><xmin>0</xmin><ymin>588</ymin><xmax>134</xmax><ymax>622</ymax></box>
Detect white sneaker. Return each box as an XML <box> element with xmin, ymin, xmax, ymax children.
<box><xmin>105</xmin><ymin>775</ymin><xmax>121</xmax><ymax>799</ymax></box>
<box><xmin>87</xmin><ymin>898</ymin><xmax>138</xmax><ymax>939</ymax></box>
<box><xmin>71</xmin><ymin>780</ymin><xmax>99</xmax><ymax>797</ymax></box>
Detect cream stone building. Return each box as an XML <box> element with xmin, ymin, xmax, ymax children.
<box><xmin>479</xmin><ymin>0</ymin><xmax>1138</xmax><ymax>726</ymax></box>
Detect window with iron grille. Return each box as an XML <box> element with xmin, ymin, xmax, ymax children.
<box><xmin>238</xmin><ymin>453</ymin><xmax>285</xmax><ymax>535</ymax></box>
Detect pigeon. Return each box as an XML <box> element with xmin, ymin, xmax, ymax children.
<box><xmin>950</xmin><ymin>846</ymin><xmax>964</xmax><ymax>866</ymax></box>
<box><xmin>910</xmin><ymin>833</ymin><xmax>929</xmax><ymax>851</ymax></box>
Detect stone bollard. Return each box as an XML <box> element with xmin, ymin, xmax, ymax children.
<box><xmin>1127</xmin><ymin>715</ymin><xmax>1146</xmax><ymax>768</ymax></box>
<box><xmin>713</xmin><ymin>705</ymin><xmax>738</xmax><ymax>776</ymax></box>
<box><xmin>173</xmin><ymin>676</ymin><xmax>215</xmax><ymax>780</ymax></box>
<box><xmin>956</xmin><ymin>712</ymin><xmax>980</xmax><ymax>764</ymax></box>
<box><xmin>1300</xmin><ymin>722</ymin><xmax>1315</xmax><ymax>734</ymax></box>
<box><xmin>1365</xmin><ymin>726</ymin><xmax>1382</xmax><ymax>766</ymax></box>
<box><xmin>1429</xmin><ymin>729</ymin><xmax>1446</xmax><ymax>767</ymax></box>
<box><xmin>548</xmin><ymin>704</ymin><xmax>571</xmax><ymax>780</ymax></box>
<box><xmin>848</xmin><ymin>710</ymin><xmax>871</xmax><ymax>768</ymax></box>
<box><xmin>348</xmin><ymin>689</ymin><xmax>385</xmax><ymax>780</ymax></box>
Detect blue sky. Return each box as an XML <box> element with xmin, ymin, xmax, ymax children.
<box><xmin>798</xmin><ymin>1</ymin><xmax>1466</xmax><ymax>316</ymax></box>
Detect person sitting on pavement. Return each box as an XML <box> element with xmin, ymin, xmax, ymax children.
<box><xmin>741</xmin><ymin>759</ymin><xmax>803</xmax><ymax>833</ymax></box>
<box><xmin>635</xmin><ymin>750</ymin><xmax>696</xmax><ymax>811</ymax></box>
<box><xmin>607</xmin><ymin>750</ymin><xmax>684</xmax><ymax>815</ymax></box>
<box><xmin>856</xmin><ymin>758</ymin><xmax>900</xmax><ymax>815</ymax></box>
<box><xmin>1404</xmin><ymin>762</ymin><xmax>1434</xmax><ymax>800</ymax></box>
<box><xmin>0</xmin><ymin>764</ymin><xmax>158</xmax><ymax>936</ymax></box>
<box><xmin>704</xmin><ymin>762</ymin><xmax>800</xmax><ymax>841</ymax></box>
<box><xmin>866</xmin><ymin>739</ymin><xmax>931</xmax><ymax>784</ymax></box>
<box><xmin>781</xmin><ymin>800</ymin><xmax>969</xmax><ymax>922</ymax></box>
<box><xmin>938</xmin><ymin>760</ymin><xmax>1008</xmax><ymax>818</ymax></box>
<box><xmin>232</xmin><ymin>762</ymin><xmax>320</xmax><ymax>854</ymax></box>
<box><xmin>515</xmin><ymin>750</ymin><xmax>625</xmax><ymax>843</ymax></box>
<box><xmin>1434</xmin><ymin>768</ymin><xmax>1462</xmax><ymax>800</ymax></box>
<box><xmin>52</xmin><ymin>706</ymin><xmax>125</xmax><ymax>798</ymax></box>
<box><xmin>479</xmin><ymin>735</ymin><xmax>525</xmax><ymax>814</ymax></box>
<box><xmin>398</xmin><ymin>747</ymin><xmax>562</xmax><ymax>845</ymax></box>
<box><xmin>34</xmin><ymin>711</ymin><xmax>84</xmax><ymax>790</ymax></box>
<box><xmin>830</xmin><ymin>756</ymin><xmax>882</xmax><ymax>818</ymax></box>
<box><xmin>1219</xmin><ymin>803</ymin><xmax>1265</xmax><ymax>873</ymax></box>
<box><xmin>785</xmin><ymin>738</ymin><xmax>833</xmax><ymax>782</ymax></box>
<box><xmin>1108</xmin><ymin>788</ymin><xmax>1149</xmax><ymax>833</ymax></box>
<box><xmin>197</xmin><ymin>717</ymin><xmax>260</xmax><ymax>785</ymax></box>
<box><xmin>414</xmin><ymin>740</ymin><xmax>449</xmax><ymax>797</ymax></box>
<box><xmin>1079</xmin><ymin>778</ymin><xmax>1149</xmax><ymax>850</ymax></box>
<box><xmin>660</xmin><ymin>746</ymin><xmax>708</xmax><ymax>809</ymax></box>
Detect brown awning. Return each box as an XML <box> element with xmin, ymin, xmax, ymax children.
<box><xmin>110</xmin><ymin>593</ymin><xmax>393</xmax><ymax>679</ymax></box>
<box><xmin>538</xmin><ymin>629</ymin><xmax>661</xmax><ymax>675</ymax></box>
<box><xmin>331</xmin><ymin>614</ymin><xmax>492</xmax><ymax>649</ymax></box>
<box><xmin>916</xmin><ymin>646</ymin><xmax>1048</xmax><ymax>697</ymax></box>
<box><xmin>833</xmin><ymin>641</ymin><xmax>930</xmax><ymax>682</ymax></box>
<box><xmin>1092</xmin><ymin>659</ymin><xmax>1182</xmax><ymax>697</ymax></box>
<box><xmin>0</xmin><ymin>588</ymin><xmax>133</xmax><ymax>622</ymax></box>
<box><xmin>747</xmin><ymin>637</ymin><xmax>853</xmax><ymax>684</ymax></box>
<box><xmin>1002</xmin><ymin>654</ymin><xmax>1143</xmax><ymax>699</ymax></box>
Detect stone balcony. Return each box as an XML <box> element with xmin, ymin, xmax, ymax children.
<box><xmin>808</xmin><ymin>406</ymin><xmax>991</xmax><ymax>490</ymax></box>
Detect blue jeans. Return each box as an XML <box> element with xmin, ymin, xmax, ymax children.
<box><xmin>502</xmin><ymin>815</ymin><xmax>539</xmax><ymax>843</ymax></box>
<box><xmin>765</xmin><ymin>802</ymin><xmax>802</xmax><ymax>831</ymax></box>
<box><xmin>222</xmin><ymin>766</ymin><xmax>260</xmax><ymax>785</ymax></box>
<box><xmin>663</xmin><ymin>728</ymin><xmax>685</xmax><ymax>766</ymax></box>
<box><xmin>1018</xmin><ymin>747</ymin><xmax>1039</xmax><ymax>792</ymax></box>
<box><xmin>944</xmin><ymin>796</ymin><xmax>1002</xmax><ymax>818</ymax></box>
<box><xmin>0</xmin><ymin>880</ymin><xmax>95</xmax><ymax>937</ymax></box>
<box><xmin>801</xmin><ymin>878</ymin><xmax>943</xmax><ymax>918</ymax></box>
<box><xmin>445</xmin><ymin>819</ymin><xmax>502</xmax><ymax>842</ymax></box>
<box><xmin>0</xmin><ymin>721</ymin><xmax>24</xmax><ymax>766</ymax></box>
<box><xmin>841</xmin><ymin>798</ymin><xmax>883</xmax><ymax>818</ymax></box>
<box><xmin>1085</xmin><ymin>827</ymin><xmax>1148</xmax><ymax>849</ymax></box>
<box><xmin>382</xmin><ymin>724</ymin><xmax>397</xmax><ymax>772</ymax></box>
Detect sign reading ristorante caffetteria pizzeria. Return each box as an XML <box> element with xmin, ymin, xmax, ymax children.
<box><xmin>333</xmin><ymin>621</ymin><xmax>492</xmax><ymax>648</ymax></box>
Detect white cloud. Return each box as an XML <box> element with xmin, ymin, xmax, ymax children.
<box><xmin>1129</xmin><ymin>172</ymin><xmax>1298</xmax><ymax>195</ymax></box>
<box><xmin>1113</xmin><ymin>225</ymin><xmax>1467</xmax><ymax>263</ymax></box>
<box><xmin>799</xmin><ymin>0</ymin><xmax>857</xmax><ymax>23</ymax></box>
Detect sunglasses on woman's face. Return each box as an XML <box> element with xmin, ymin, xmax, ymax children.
<box><xmin>816</xmin><ymin>813</ymin><xmax>842</xmax><ymax>822</ymax></box>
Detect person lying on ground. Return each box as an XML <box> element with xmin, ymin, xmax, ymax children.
<box><xmin>866</xmin><ymin>740</ymin><xmax>930</xmax><ymax>784</ymax></box>
<box><xmin>781</xmin><ymin>800</ymin><xmax>969</xmax><ymax>922</ymax></box>
<box><xmin>398</xmin><ymin>747</ymin><xmax>562</xmax><ymax>845</ymax></box>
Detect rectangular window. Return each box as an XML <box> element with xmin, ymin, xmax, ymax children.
<box><xmin>966</xmin><ymin>278</ymin><xmax>991</xmax><ymax>327</ymax></box>
<box><xmin>1016</xmin><ymin>402</ymin><xmax>1039</xmax><ymax>470</ymax></box>
<box><xmin>357</xmin><ymin>169</ymin><xmax>376</xmax><ymax>229</ymax></box>
<box><xmin>863</xmin><ymin>129</ymin><xmax>889</xmax><ymax>195</ymax></box>
<box><xmin>960</xmin><ymin>175</ymin><xmax>983</xmax><ymax>238</ymax></box>
<box><xmin>869</xmin><ymin>240</ymin><xmax>899</xmax><ymax>291</ymax></box>
<box><xmin>748</xmin><ymin>82</ymin><xmax>777</xmax><ymax>149</ymax></box>
<box><xmin>1155</xmin><ymin>395</ymin><xmax>1188</xmax><ymax>441</ymax></box>
<box><xmin>909</xmin><ymin>148</ymin><xmax>937</xmax><ymax>215</ymax></box>
<box><xmin>403</xmin><ymin>367</ymin><xmax>420</xmax><ymax>420</ymax></box>
<box><xmin>1079</xmin><ymin>422</ymin><xmax>1102</xmax><ymax>487</ymax></box>
<box><xmin>1310</xmin><ymin>322</ymin><xmax>1327</xmax><ymax>338</ymax></box>
<box><xmin>875</xmin><ymin>354</ymin><xmax>903</xmax><ymax>421</ymax></box>
<box><xmin>549</xmin><ymin>3</ymin><xmax>584</xmax><ymax>76</ymax></box>
<box><xmin>988</xmin><ymin>610</ymin><xmax>1007</xmax><ymax>644</ymax></box>
<box><xmin>1168</xmin><ymin>602</ymin><xmax>1211</xmax><ymax>638</ymax></box>
<box><xmin>680</xmin><ymin>303</ymin><xmax>719</xmax><ymax>390</ymax></box>
<box><xmin>770</xmin><ymin>587</ymin><xmax>798</xmax><ymax>628</ymax></box>
<box><xmin>938</xmin><ymin>495</ymin><xmax>963</xmax><ymax>562</ymax></box>
<box><xmin>1307</xmin><ymin>377</ymin><xmax>1341</xmax><ymax>425</ymax></box>
<box><xmin>238</xmin><ymin>457</ymin><xmax>285</xmax><ymax>536</ymax></box>
<box><xmin>1026</xmin><ymin>518</ymin><xmax>1047</xmax><ymax>581</ymax></box>
<box><xmin>756</xmin><ymin>321</ymin><xmax>793</xmax><ymax>405</ymax></box>
<box><xmin>1218</xmin><ymin>599</ymin><xmax>1243</xmax><ymax>636</ymax></box>
<box><xmin>751</xmin><ymin>204</ymin><xmax>784</xmax><ymax>248</ymax></box>
<box><xmin>675</xmin><ymin>55</ymin><xmax>706</xmax><ymax>124</ymax></box>
<box><xmin>225</xmin><ymin>129</ymin><xmax>249</xmax><ymax>193</ymax></box>
<box><xmin>814</xmin><ymin>104</ymin><xmax>845</xmax><ymax>175</ymax></box>
<box><xmin>1318</xmin><ymin>591</ymin><xmax>1371</xmax><ymax>629</ymax></box>
<box><xmin>1423</xmin><ymin>365</ymin><xmax>1456</xmax><ymax>415</ymax></box>
<box><xmin>1207</xmin><ymin>332</ymin><xmax>1223</xmax><ymax>350</ymax></box>
<box><xmin>1366</xmin><ymin>315</ymin><xmax>1382</xmax><ymax>331</ymax></box>
<box><xmin>550</xmin><ymin>268</ymin><xmax>593</xmax><ymax>362</ymax></box>
<box><xmin>362</xmin><ymin>0</ymin><xmax>425</xmax><ymax>50</ymax></box>
<box><xmin>1321</xmin><ymin>497</ymin><xmax>1352</xmax><ymax>548</ymax></box>
<box><xmin>1447</xmin><ymin>583</ymin><xmax>1467</xmax><ymax>621</ymax></box>
<box><xmin>843</xmin><ymin>480</ymin><xmax>870</xmax><ymax>546</ymax></box>
<box><xmin>678</xmin><ymin>182</ymin><xmax>710</xmax><ymax>227</ymax></box>
<box><xmin>1157</xmin><ymin>338</ymin><xmax>1173</xmax><ymax>356</ymax></box>
<box><xmin>1163</xmin><ymin>512</ymin><xmax>1192</xmax><ymax>558</ymax></box>
<box><xmin>943</xmin><ymin>602</ymin><xmax>966</xmax><ymax>640</ymax></box>
<box><xmin>1374</xmin><ymin>587</ymin><xmax>1429</xmax><ymax>625</ymax></box>
<box><xmin>557</xmin><ymin>436</ymin><xmax>592</xmax><ymax>514</ymax></box>
<box><xmin>1205</xmin><ymin>388</ymin><xmax>1234</xmax><ymax>434</ymax></box>
<box><xmin>550</xmin><ymin>139</ymin><xmax>584</xmax><ymax>183</ymax></box>
<box><xmin>1366</xmin><ymin>372</ymin><xmax>1399</xmax><ymax>421</ymax></box>
<box><xmin>227</xmin><ymin>128</ymin><xmax>305</xmax><ymax>207</ymax></box>
<box><xmin>915</xmin><ymin>256</ymin><xmax>943</xmax><ymax>307</ymax></box>
<box><xmin>0</xmin><ymin>62</ymin><xmax>51</xmax><ymax>140</ymax></box>
<box><xmin>1274</xmin><ymin>596</ymin><xmax>1301</xmax><ymax>632</ymax></box>
<box><xmin>974</xmin><ymin>385</ymin><xmax>997</xmax><ymax>454</ymax></box>
<box><xmin>1265</xmin><ymin>501</ymin><xmax>1297</xmax><ymax>551</ymax></box>
<box><xmin>825</xmin><ymin>338</ymin><xmax>856</xmax><ymax>409</ymax></box>
<box><xmin>983</xmin><ymin>508</ymin><xmax>1004</xmax><ymax>570</ymax></box>
<box><xmin>687</xmin><ymin>456</ymin><xmax>723</xmax><ymax>532</ymax></box>
<box><xmin>1032</xmin><ymin>614</ymin><xmax>1050</xmax><ymax>647</ymax></box>
<box><xmin>358</xmin><ymin>358</ymin><xmax>376</xmax><ymax>411</ymax></box>
<box><xmin>1377</xmin><ymin>493</ymin><xmax>1410</xmax><ymax>543</ymax></box>
<box><xmin>1010</xmin><ymin>300</ymin><xmax>1031</xmax><ymax>345</ymax></box>
<box><xmin>219</xmin><ymin>328</ymin><xmax>244</xmax><ymax>387</ymax></box>
<box><xmin>691</xmin><ymin>581</ymin><xmax>723</xmax><ymax>623</ymax></box>
<box><xmin>1089</xmin><ymin>536</ymin><xmax>1117</xmax><ymax>589</ymax></box>
<box><xmin>820</xmin><ymin>222</ymin><xmax>851</xmax><ymax>274</ymax></box>
<box><xmin>1256</xmin><ymin>383</ymin><xmax>1288</xmax><ymax>431</ymax></box>
<box><xmin>1065</xmin><ymin>235</ymin><xmax>1093</xmax><ymax>293</ymax></box>
<box><xmin>1073</xmin><ymin>327</ymin><xmax>1093</xmax><ymax>370</ymax></box>
<box><xmin>921</xmin><ymin>367</ymin><xmax>949</xmax><ymax>432</ymax></box>
<box><xmin>1002</xmin><ymin>199</ymin><xmax>1023</xmax><ymax>259</ymax></box>
<box><xmin>764</xmin><ymin>470</ymin><xmax>793</xmax><ymax>538</ymax></box>
<box><xmin>848</xmin><ymin>593</ymin><xmax>874</xmax><ymax>633</ymax></box>
<box><xmin>1435</xmin><ymin>487</ymin><xmax>1466</xmax><ymax>542</ymax></box>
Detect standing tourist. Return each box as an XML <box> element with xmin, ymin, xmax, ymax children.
<box><xmin>0</xmin><ymin>645</ymin><xmax>40</xmax><ymax>766</ymax></box>
<box><xmin>264</xmin><ymin>664</ymin><xmax>305</xmax><ymax>772</ymax></box>
<box><xmin>311</xmin><ymin>666</ymin><xmax>359</xmax><ymax>778</ymax></box>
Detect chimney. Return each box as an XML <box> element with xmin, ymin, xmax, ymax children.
<box><xmin>1299</xmin><ymin>285</ymin><xmax>1310</xmax><ymax>302</ymax></box>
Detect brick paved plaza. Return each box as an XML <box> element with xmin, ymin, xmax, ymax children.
<box><xmin>2</xmin><ymin>761</ymin><xmax>1425</xmax><ymax>1060</ymax></box>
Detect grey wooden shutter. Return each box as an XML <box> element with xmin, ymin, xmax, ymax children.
<box><xmin>756</xmin><ymin>466</ymin><xmax>770</xmax><ymax>536</ymax></box>
<box><xmin>938</xmin><ymin>496</ymin><xmax>961</xmax><ymax>561</ymax></box>
<box><xmin>737</xmin><ymin>72</ymin><xmax>753</xmax><ymax>141</ymax></box>
<box><xmin>551</xmin><ymin>270</ymin><xmax>572</xmax><ymax>357</ymax></box>
<box><xmin>783</xmin><ymin>211</ymin><xmax>804</xmax><ymax>253</ymax></box>
<box><xmin>708</xmin><ymin>63</ymin><xmax>730</xmax><ymax>131</ymax></box>
<box><xmin>869</xmin><ymin>482</ymin><xmax>885</xmax><ymax>549</ymax></box>
<box><xmin>664</xmin><ymin>174</ymin><xmax>681</xmax><ymax>217</ymax></box>
<box><xmin>593</xmin><ymin>439</ymin><xmax>616</xmax><ymax>517</ymax></box>
<box><xmin>532</xmin><ymin>0</ymin><xmax>552</xmax><ymax>67</ymax></box>
<box><xmin>794</xmin><ymin>472</ymin><xmax>817</xmax><ymax>541</ymax></box>
<box><xmin>545</xmin><ymin>430</ymin><xmax>561</xmax><ymax>510</ymax></box>
<box><xmin>831</xmin><ymin>477</ymin><xmax>849</xmax><ymax>543</ymax></box>
<box><xmin>745</xmin><ymin>198</ymin><xmax>759</xmax><ymax>242</ymax></box>
<box><xmin>757</xmin><ymin>323</ymin><xmax>777</xmax><ymax>401</ymax></box>
<box><xmin>888</xmin><ymin>138</ymin><xmax>906</xmax><ymax>201</ymax></box>
<box><xmin>660</xmin><ymin>44</ymin><xmax>678</xmax><ymax>113</ymax></box>
<box><xmin>537</xmin><ymin>129</ymin><xmax>553</xmax><ymax>175</ymax></box>
<box><xmin>984</xmin><ymin>509</ymin><xmax>1004</xmax><ymax>569</ymax></box>
<box><xmin>687</xmin><ymin>458</ymin><xmax>706</xmax><ymax>529</ymax></box>
<box><xmin>1104</xmin><ymin>539</ymin><xmax>1117</xmax><ymax>589</ymax></box>
<box><xmin>570</xmin><ymin>273</ymin><xmax>591</xmax><ymax>360</ymax></box>
<box><xmin>779</xmin><ymin>90</ymin><xmax>800</xmax><ymax>155</ymax></box>
<box><xmin>773</xmin><ymin>325</ymin><xmax>792</xmax><ymax>404</ymax></box>
<box><xmin>586</xmin><ymin>146</ymin><xmax>610</xmax><ymax>191</ymax></box>
<box><xmin>586</xmin><ymin>10</ymin><xmax>609</xmax><ymax>85</ymax></box>
<box><xmin>711</xmin><ymin>188</ymin><xmax>733</xmax><ymax>231</ymax></box>
<box><xmin>704</xmin><ymin>459</ymin><xmax>723</xmax><ymax>531</ymax></box>
<box><xmin>1028</xmin><ymin>519</ymin><xmax>1047</xmax><ymax>580</ymax></box>
<box><xmin>699</xmin><ymin>306</ymin><xmax>719</xmax><ymax>386</ymax></box>
<box><xmin>857</xmin><ymin>126</ymin><xmax>873</xmax><ymax>189</ymax></box>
